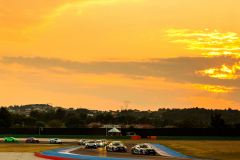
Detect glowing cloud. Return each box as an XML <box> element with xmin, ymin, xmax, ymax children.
<box><xmin>166</xmin><ymin>29</ymin><xmax>240</xmax><ymax>56</ymax></box>
<box><xmin>166</xmin><ymin>29</ymin><xmax>240</xmax><ymax>80</ymax></box>
<box><xmin>201</xmin><ymin>51</ymin><xmax>240</xmax><ymax>58</ymax></box>
<box><xmin>196</xmin><ymin>63</ymin><xmax>240</xmax><ymax>79</ymax></box>
<box><xmin>188</xmin><ymin>84</ymin><xmax>238</xmax><ymax>93</ymax></box>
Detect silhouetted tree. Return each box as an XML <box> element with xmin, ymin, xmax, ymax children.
<box><xmin>210</xmin><ymin>113</ymin><xmax>226</xmax><ymax>128</ymax></box>
<box><xmin>48</xmin><ymin>119</ymin><xmax>62</xmax><ymax>128</ymax></box>
<box><xmin>65</xmin><ymin>115</ymin><xmax>83</xmax><ymax>128</ymax></box>
<box><xmin>0</xmin><ymin>107</ymin><xmax>13</xmax><ymax>128</ymax></box>
<box><xmin>12</xmin><ymin>114</ymin><xmax>25</xmax><ymax>127</ymax></box>
<box><xmin>35</xmin><ymin>121</ymin><xmax>46</xmax><ymax>127</ymax></box>
<box><xmin>24</xmin><ymin>116</ymin><xmax>38</xmax><ymax>127</ymax></box>
<box><xmin>176</xmin><ymin>117</ymin><xmax>202</xmax><ymax>128</ymax></box>
<box><xmin>55</xmin><ymin>109</ymin><xmax>66</xmax><ymax>122</ymax></box>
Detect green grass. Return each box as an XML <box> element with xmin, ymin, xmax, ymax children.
<box><xmin>0</xmin><ymin>144</ymin><xmax>78</xmax><ymax>153</ymax></box>
<box><xmin>116</xmin><ymin>139</ymin><xmax>240</xmax><ymax>160</ymax></box>
<box><xmin>1</xmin><ymin>139</ymin><xmax>240</xmax><ymax>160</ymax></box>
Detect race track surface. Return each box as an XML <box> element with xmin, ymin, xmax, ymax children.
<box><xmin>0</xmin><ymin>139</ymin><xmax>204</xmax><ymax>160</ymax></box>
<box><xmin>71</xmin><ymin>143</ymin><xmax>202</xmax><ymax>160</ymax></box>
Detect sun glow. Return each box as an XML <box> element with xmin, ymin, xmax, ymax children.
<box><xmin>196</xmin><ymin>63</ymin><xmax>240</xmax><ymax>79</ymax></box>
<box><xmin>187</xmin><ymin>84</ymin><xmax>237</xmax><ymax>93</ymax></box>
<box><xmin>166</xmin><ymin>29</ymin><xmax>240</xmax><ymax>51</ymax></box>
<box><xmin>167</xmin><ymin>29</ymin><xmax>240</xmax><ymax>80</ymax></box>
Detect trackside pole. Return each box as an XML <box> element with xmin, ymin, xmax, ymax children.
<box><xmin>39</xmin><ymin>127</ymin><xmax>43</xmax><ymax>135</ymax></box>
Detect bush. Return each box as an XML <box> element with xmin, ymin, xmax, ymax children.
<box><xmin>48</xmin><ymin>119</ymin><xmax>62</xmax><ymax>128</ymax></box>
<box><xmin>35</xmin><ymin>121</ymin><xmax>46</xmax><ymax>127</ymax></box>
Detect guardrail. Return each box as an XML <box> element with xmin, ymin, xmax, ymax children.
<box><xmin>156</xmin><ymin>136</ymin><xmax>240</xmax><ymax>140</ymax></box>
<box><xmin>0</xmin><ymin>134</ymin><xmax>131</xmax><ymax>139</ymax></box>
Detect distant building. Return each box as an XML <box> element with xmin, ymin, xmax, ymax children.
<box><xmin>33</xmin><ymin>108</ymin><xmax>40</xmax><ymax>111</ymax></box>
<box><xmin>133</xmin><ymin>109</ymin><xmax>141</xmax><ymax>113</ymax></box>
<box><xmin>124</xmin><ymin>124</ymin><xmax>154</xmax><ymax>129</ymax></box>
<box><xmin>88</xmin><ymin>122</ymin><xmax>102</xmax><ymax>128</ymax></box>
<box><xmin>25</xmin><ymin>108</ymin><xmax>31</xmax><ymax>113</ymax></box>
<box><xmin>8</xmin><ymin>109</ymin><xmax>15</xmax><ymax>113</ymax></box>
<box><xmin>101</xmin><ymin>124</ymin><xmax>122</xmax><ymax>128</ymax></box>
<box><xmin>87</xmin><ymin>114</ymin><xmax>94</xmax><ymax>117</ymax></box>
<box><xmin>110</xmin><ymin>111</ymin><xmax>118</xmax><ymax>116</ymax></box>
<box><xmin>147</xmin><ymin>109</ymin><xmax>152</xmax><ymax>113</ymax></box>
<box><xmin>91</xmin><ymin>110</ymin><xmax>98</xmax><ymax>114</ymax></box>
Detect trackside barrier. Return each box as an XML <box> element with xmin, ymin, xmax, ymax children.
<box><xmin>156</xmin><ymin>136</ymin><xmax>240</xmax><ymax>140</ymax></box>
<box><xmin>147</xmin><ymin>136</ymin><xmax>156</xmax><ymax>139</ymax></box>
<box><xmin>131</xmin><ymin>136</ymin><xmax>141</xmax><ymax>139</ymax></box>
<box><xmin>0</xmin><ymin>134</ymin><xmax>131</xmax><ymax>139</ymax></box>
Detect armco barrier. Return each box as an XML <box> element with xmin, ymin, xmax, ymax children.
<box><xmin>1</xmin><ymin>128</ymin><xmax>240</xmax><ymax>137</ymax></box>
<box><xmin>156</xmin><ymin>136</ymin><xmax>240</xmax><ymax>140</ymax></box>
<box><xmin>0</xmin><ymin>134</ymin><xmax>131</xmax><ymax>139</ymax></box>
<box><xmin>131</xmin><ymin>136</ymin><xmax>141</xmax><ymax>139</ymax></box>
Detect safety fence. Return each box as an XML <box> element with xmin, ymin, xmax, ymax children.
<box><xmin>0</xmin><ymin>134</ymin><xmax>131</xmax><ymax>139</ymax></box>
<box><xmin>1</xmin><ymin>128</ymin><xmax>240</xmax><ymax>138</ymax></box>
<box><xmin>156</xmin><ymin>136</ymin><xmax>240</xmax><ymax>140</ymax></box>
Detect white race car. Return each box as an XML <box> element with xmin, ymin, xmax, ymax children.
<box><xmin>78</xmin><ymin>139</ymin><xmax>87</xmax><ymax>145</ymax></box>
<box><xmin>96</xmin><ymin>140</ymin><xmax>105</xmax><ymax>147</ymax></box>
<box><xmin>131</xmin><ymin>144</ymin><xmax>156</xmax><ymax>155</ymax></box>
<box><xmin>50</xmin><ymin>138</ymin><xmax>62</xmax><ymax>144</ymax></box>
<box><xmin>106</xmin><ymin>141</ymin><xmax>127</xmax><ymax>152</ymax></box>
<box><xmin>85</xmin><ymin>140</ymin><xmax>97</xmax><ymax>149</ymax></box>
<box><xmin>100</xmin><ymin>139</ymin><xmax>108</xmax><ymax>146</ymax></box>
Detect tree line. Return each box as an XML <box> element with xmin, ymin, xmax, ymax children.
<box><xmin>1</xmin><ymin>107</ymin><xmax>240</xmax><ymax>129</ymax></box>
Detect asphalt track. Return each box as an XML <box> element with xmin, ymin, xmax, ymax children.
<box><xmin>0</xmin><ymin>139</ymin><xmax>204</xmax><ymax>160</ymax></box>
<box><xmin>71</xmin><ymin>144</ymin><xmax>203</xmax><ymax>160</ymax></box>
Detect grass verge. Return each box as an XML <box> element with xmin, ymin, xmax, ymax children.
<box><xmin>115</xmin><ymin>139</ymin><xmax>240</xmax><ymax>160</ymax></box>
<box><xmin>0</xmin><ymin>144</ymin><xmax>78</xmax><ymax>153</ymax></box>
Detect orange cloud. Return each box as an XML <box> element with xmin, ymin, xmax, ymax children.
<box><xmin>166</xmin><ymin>29</ymin><xmax>240</xmax><ymax>80</ymax></box>
<box><xmin>0</xmin><ymin>61</ymin><xmax>236</xmax><ymax>93</ymax></box>
<box><xmin>166</xmin><ymin>29</ymin><xmax>240</xmax><ymax>51</ymax></box>
<box><xmin>196</xmin><ymin>63</ymin><xmax>240</xmax><ymax>79</ymax></box>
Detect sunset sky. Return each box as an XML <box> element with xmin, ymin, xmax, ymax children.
<box><xmin>1</xmin><ymin>0</ymin><xmax>240</xmax><ymax>111</ymax></box>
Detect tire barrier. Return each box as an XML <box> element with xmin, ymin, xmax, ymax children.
<box><xmin>130</xmin><ymin>136</ymin><xmax>141</xmax><ymax>140</ymax></box>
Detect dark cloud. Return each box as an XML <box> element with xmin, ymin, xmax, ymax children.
<box><xmin>1</xmin><ymin>56</ymin><xmax>239</xmax><ymax>87</ymax></box>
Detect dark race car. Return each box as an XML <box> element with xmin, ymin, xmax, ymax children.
<box><xmin>131</xmin><ymin>144</ymin><xmax>156</xmax><ymax>155</ymax></box>
<box><xmin>26</xmin><ymin>137</ymin><xmax>40</xmax><ymax>143</ymax></box>
<box><xmin>106</xmin><ymin>141</ymin><xmax>127</xmax><ymax>152</ymax></box>
<box><xmin>85</xmin><ymin>140</ymin><xmax>97</xmax><ymax>149</ymax></box>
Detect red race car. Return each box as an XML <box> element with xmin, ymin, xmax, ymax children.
<box><xmin>26</xmin><ymin>137</ymin><xmax>40</xmax><ymax>143</ymax></box>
